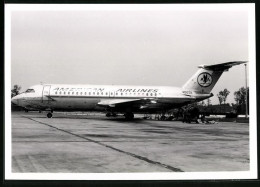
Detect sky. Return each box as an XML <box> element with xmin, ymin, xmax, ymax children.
<box><xmin>10</xmin><ymin>5</ymin><xmax>250</xmax><ymax>104</ymax></box>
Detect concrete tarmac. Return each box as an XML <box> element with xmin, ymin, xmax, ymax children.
<box><xmin>11</xmin><ymin>111</ymin><xmax>249</xmax><ymax>173</ymax></box>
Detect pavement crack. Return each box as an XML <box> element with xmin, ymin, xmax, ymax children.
<box><xmin>23</xmin><ymin>116</ymin><xmax>183</xmax><ymax>172</ymax></box>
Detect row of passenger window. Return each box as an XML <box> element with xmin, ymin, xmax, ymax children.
<box><xmin>54</xmin><ymin>91</ymin><xmax>158</xmax><ymax>97</ymax></box>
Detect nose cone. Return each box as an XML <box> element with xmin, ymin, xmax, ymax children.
<box><xmin>11</xmin><ymin>96</ymin><xmax>19</xmax><ymax>105</ymax></box>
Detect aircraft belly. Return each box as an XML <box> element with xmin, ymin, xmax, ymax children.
<box><xmin>46</xmin><ymin>97</ymin><xmax>101</xmax><ymax>110</ymax></box>
<box><xmin>21</xmin><ymin>99</ymin><xmax>45</xmax><ymax>110</ymax></box>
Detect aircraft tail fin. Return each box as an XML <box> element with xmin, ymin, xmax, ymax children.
<box><xmin>182</xmin><ymin>61</ymin><xmax>247</xmax><ymax>94</ymax></box>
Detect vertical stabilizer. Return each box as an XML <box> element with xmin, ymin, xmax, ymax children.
<box><xmin>182</xmin><ymin>61</ymin><xmax>247</xmax><ymax>94</ymax></box>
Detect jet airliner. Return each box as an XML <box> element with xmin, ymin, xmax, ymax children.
<box><xmin>11</xmin><ymin>61</ymin><xmax>247</xmax><ymax>119</ymax></box>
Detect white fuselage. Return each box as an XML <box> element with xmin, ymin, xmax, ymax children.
<box><xmin>11</xmin><ymin>84</ymin><xmax>211</xmax><ymax>113</ymax></box>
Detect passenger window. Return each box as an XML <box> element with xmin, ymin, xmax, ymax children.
<box><xmin>89</xmin><ymin>92</ymin><xmax>91</xmax><ymax>95</ymax></box>
<box><xmin>55</xmin><ymin>92</ymin><xmax>57</xmax><ymax>94</ymax></box>
<box><xmin>72</xmin><ymin>92</ymin><xmax>74</xmax><ymax>95</ymax></box>
<box><xmin>76</xmin><ymin>92</ymin><xmax>78</xmax><ymax>95</ymax></box>
<box><xmin>68</xmin><ymin>92</ymin><xmax>70</xmax><ymax>95</ymax></box>
<box><xmin>80</xmin><ymin>92</ymin><xmax>83</xmax><ymax>95</ymax></box>
<box><xmin>64</xmin><ymin>92</ymin><xmax>66</xmax><ymax>94</ymax></box>
<box><xmin>97</xmin><ymin>92</ymin><xmax>99</xmax><ymax>95</ymax></box>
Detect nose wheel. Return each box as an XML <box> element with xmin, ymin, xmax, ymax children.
<box><xmin>47</xmin><ymin>112</ymin><xmax>52</xmax><ymax>118</ymax></box>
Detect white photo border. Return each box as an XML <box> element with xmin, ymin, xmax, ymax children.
<box><xmin>5</xmin><ymin>3</ymin><xmax>257</xmax><ymax>180</ymax></box>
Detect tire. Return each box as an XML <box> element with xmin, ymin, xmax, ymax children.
<box><xmin>125</xmin><ymin>112</ymin><xmax>134</xmax><ymax>120</ymax></box>
<box><xmin>47</xmin><ymin>113</ymin><xmax>52</xmax><ymax>118</ymax></box>
<box><xmin>112</xmin><ymin>113</ymin><xmax>117</xmax><ymax>117</ymax></box>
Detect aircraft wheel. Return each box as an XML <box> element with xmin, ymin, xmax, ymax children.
<box><xmin>124</xmin><ymin>112</ymin><xmax>134</xmax><ymax>120</ymax></box>
<box><xmin>47</xmin><ymin>113</ymin><xmax>52</xmax><ymax>118</ymax></box>
<box><xmin>112</xmin><ymin>113</ymin><xmax>117</xmax><ymax>117</ymax></box>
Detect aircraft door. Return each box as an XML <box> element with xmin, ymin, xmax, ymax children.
<box><xmin>42</xmin><ymin>85</ymin><xmax>51</xmax><ymax>102</ymax></box>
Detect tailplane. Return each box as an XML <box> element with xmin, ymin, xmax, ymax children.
<box><xmin>182</xmin><ymin>61</ymin><xmax>247</xmax><ymax>94</ymax></box>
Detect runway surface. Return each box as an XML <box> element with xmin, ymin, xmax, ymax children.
<box><xmin>11</xmin><ymin>112</ymin><xmax>249</xmax><ymax>173</ymax></box>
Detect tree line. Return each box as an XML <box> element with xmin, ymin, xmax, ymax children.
<box><xmin>11</xmin><ymin>85</ymin><xmax>21</xmax><ymax>98</ymax></box>
<box><xmin>215</xmin><ymin>87</ymin><xmax>249</xmax><ymax>115</ymax></box>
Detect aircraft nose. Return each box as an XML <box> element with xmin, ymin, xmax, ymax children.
<box><xmin>11</xmin><ymin>96</ymin><xmax>19</xmax><ymax>105</ymax></box>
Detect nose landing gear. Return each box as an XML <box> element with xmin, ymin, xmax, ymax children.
<box><xmin>47</xmin><ymin>112</ymin><xmax>52</xmax><ymax>118</ymax></box>
<box><xmin>46</xmin><ymin>110</ymin><xmax>53</xmax><ymax>118</ymax></box>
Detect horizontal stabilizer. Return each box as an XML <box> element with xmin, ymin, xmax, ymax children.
<box><xmin>198</xmin><ymin>61</ymin><xmax>247</xmax><ymax>71</ymax></box>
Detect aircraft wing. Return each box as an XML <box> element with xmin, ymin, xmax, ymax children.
<box><xmin>97</xmin><ymin>95</ymin><xmax>195</xmax><ymax>110</ymax></box>
<box><xmin>97</xmin><ymin>98</ymin><xmax>157</xmax><ymax>108</ymax></box>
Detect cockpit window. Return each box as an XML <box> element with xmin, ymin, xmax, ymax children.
<box><xmin>25</xmin><ymin>89</ymin><xmax>35</xmax><ymax>93</ymax></box>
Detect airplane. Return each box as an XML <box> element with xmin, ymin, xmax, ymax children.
<box><xmin>11</xmin><ymin>61</ymin><xmax>247</xmax><ymax>120</ymax></box>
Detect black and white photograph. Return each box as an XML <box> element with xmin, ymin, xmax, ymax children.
<box><xmin>5</xmin><ymin>3</ymin><xmax>257</xmax><ymax>180</ymax></box>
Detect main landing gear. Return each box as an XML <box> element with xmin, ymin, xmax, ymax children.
<box><xmin>124</xmin><ymin>112</ymin><xmax>134</xmax><ymax>120</ymax></box>
<box><xmin>106</xmin><ymin>111</ymin><xmax>134</xmax><ymax>120</ymax></box>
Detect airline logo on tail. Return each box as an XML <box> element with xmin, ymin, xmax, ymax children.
<box><xmin>197</xmin><ymin>72</ymin><xmax>212</xmax><ymax>87</ymax></box>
